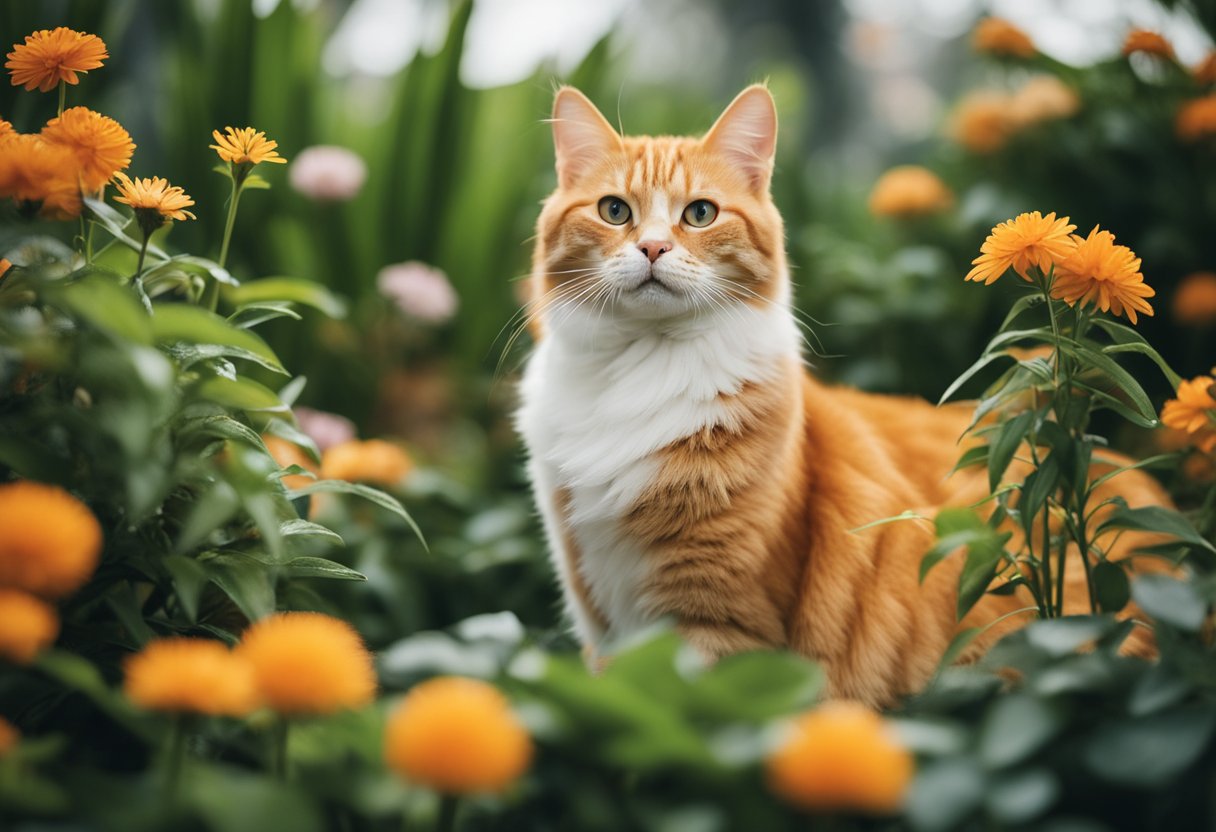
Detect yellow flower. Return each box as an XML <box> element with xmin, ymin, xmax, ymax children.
<box><xmin>124</xmin><ymin>638</ymin><xmax>259</xmax><ymax>716</ymax></box>
<box><xmin>766</xmin><ymin>701</ymin><xmax>914</xmax><ymax>814</ymax></box>
<box><xmin>263</xmin><ymin>436</ymin><xmax>318</xmax><ymax>491</ymax></box>
<box><xmin>1161</xmin><ymin>371</ymin><xmax>1216</xmax><ymax>454</ymax></box>
<box><xmin>236</xmin><ymin>612</ymin><xmax>375</xmax><ymax>716</ymax></box>
<box><xmin>0</xmin><ymin>480</ymin><xmax>102</xmax><ymax>598</ymax></box>
<box><xmin>384</xmin><ymin>676</ymin><xmax>532</xmax><ymax>794</ymax></box>
<box><xmin>0</xmin><ymin>134</ymin><xmax>83</xmax><ymax>219</ymax></box>
<box><xmin>1173</xmin><ymin>272</ymin><xmax>1216</xmax><ymax>326</ymax></box>
<box><xmin>210</xmin><ymin>126</ymin><xmax>287</xmax><ymax>166</ymax></box>
<box><xmin>1177</xmin><ymin>95</ymin><xmax>1216</xmax><ymax>141</ymax></box>
<box><xmin>0</xmin><ymin>589</ymin><xmax>59</xmax><ymax>664</ymax></box>
<box><xmin>1195</xmin><ymin>52</ymin><xmax>1216</xmax><ymax>85</ymax></box>
<box><xmin>1050</xmin><ymin>225</ymin><xmax>1155</xmax><ymax>323</ymax></box>
<box><xmin>949</xmin><ymin>91</ymin><xmax>1015</xmax><ymax>153</ymax></box>
<box><xmin>867</xmin><ymin>166</ymin><xmax>953</xmax><ymax>218</ymax></box>
<box><xmin>1010</xmin><ymin>76</ymin><xmax>1080</xmax><ymax>127</ymax></box>
<box><xmin>972</xmin><ymin>18</ymin><xmax>1035</xmax><ymax>58</ymax></box>
<box><xmin>6</xmin><ymin>28</ymin><xmax>108</xmax><ymax>93</ymax></box>
<box><xmin>41</xmin><ymin>107</ymin><xmax>135</xmax><ymax>192</ymax></box>
<box><xmin>321</xmin><ymin>439</ymin><xmax>413</xmax><ymax>487</ymax></box>
<box><xmin>965</xmin><ymin>211</ymin><xmax>1077</xmax><ymax>285</ymax></box>
<box><xmin>0</xmin><ymin>716</ymin><xmax>18</xmax><ymax>756</ymax></box>
<box><xmin>113</xmin><ymin>172</ymin><xmax>196</xmax><ymax>223</ymax></box>
<box><xmin>1123</xmin><ymin>29</ymin><xmax>1175</xmax><ymax>59</ymax></box>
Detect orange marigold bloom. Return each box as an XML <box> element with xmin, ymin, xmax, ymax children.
<box><xmin>1161</xmin><ymin>371</ymin><xmax>1216</xmax><ymax>454</ymax></box>
<box><xmin>41</xmin><ymin>107</ymin><xmax>134</xmax><ymax>192</ymax></box>
<box><xmin>950</xmin><ymin>91</ymin><xmax>1015</xmax><ymax>153</ymax></box>
<box><xmin>868</xmin><ymin>166</ymin><xmax>953</xmax><ymax>218</ymax></box>
<box><xmin>384</xmin><ymin>676</ymin><xmax>532</xmax><ymax>794</ymax></box>
<box><xmin>0</xmin><ymin>259</ymin><xmax>11</xmax><ymax>280</ymax></box>
<box><xmin>0</xmin><ymin>480</ymin><xmax>102</xmax><ymax>598</ymax></box>
<box><xmin>1050</xmin><ymin>225</ymin><xmax>1155</xmax><ymax>323</ymax></box>
<box><xmin>237</xmin><ymin>612</ymin><xmax>375</xmax><ymax>715</ymax></box>
<box><xmin>210</xmin><ymin>126</ymin><xmax>287</xmax><ymax>166</ymax></box>
<box><xmin>0</xmin><ymin>117</ymin><xmax>13</xmax><ymax>142</ymax></box>
<box><xmin>6</xmin><ymin>28</ymin><xmax>107</xmax><ymax>93</ymax></box>
<box><xmin>965</xmin><ymin>211</ymin><xmax>1077</xmax><ymax>285</ymax></box>
<box><xmin>124</xmin><ymin>638</ymin><xmax>259</xmax><ymax>716</ymax></box>
<box><xmin>766</xmin><ymin>701</ymin><xmax>914</xmax><ymax>814</ymax></box>
<box><xmin>1010</xmin><ymin>76</ymin><xmax>1081</xmax><ymax>127</ymax></box>
<box><xmin>1195</xmin><ymin>52</ymin><xmax>1216</xmax><ymax>85</ymax></box>
<box><xmin>263</xmin><ymin>436</ymin><xmax>318</xmax><ymax>490</ymax></box>
<box><xmin>113</xmin><ymin>172</ymin><xmax>196</xmax><ymax>223</ymax></box>
<box><xmin>0</xmin><ymin>716</ymin><xmax>18</xmax><ymax>756</ymax></box>
<box><xmin>1177</xmin><ymin>95</ymin><xmax>1216</xmax><ymax>141</ymax></box>
<box><xmin>972</xmin><ymin>18</ymin><xmax>1035</xmax><ymax>58</ymax></box>
<box><xmin>1173</xmin><ymin>272</ymin><xmax>1216</xmax><ymax>326</ymax></box>
<box><xmin>0</xmin><ymin>134</ymin><xmax>82</xmax><ymax>219</ymax></box>
<box><xmin>0</xmin><ymin>589</ymin><xmax>58</xmax><ymax>664</ymax></box>
<box><xmin>320</xmin><ymin>439</ymin><xmax>413</xmax><ymax>487</ymax></box>
<box><xmin>1123</xmin><ymin>29</ymin><xmax>1175</xmax><ymax>59</ymax></box>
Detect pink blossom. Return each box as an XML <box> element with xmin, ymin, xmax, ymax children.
<box><xmin>293</xmin><ymin>407</ymin><xmax>357</xmax><ymax>452</ymax></box>
<box><xmin>288</xmin><ymin>145</ymin><xmax>367</xmax><ymax>202</ymax></box>
<box><xmin>376</xmin><ymin>261</ymin><xmax>459</xmax><ymax>323</ymax></box>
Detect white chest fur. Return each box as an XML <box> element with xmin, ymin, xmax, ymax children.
<box><xmin>517</xmin><ymin>302</ymin><xmax>801</xmax><ymax>648</ymax></box>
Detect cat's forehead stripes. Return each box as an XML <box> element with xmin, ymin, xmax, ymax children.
<box><xmin>621</xmin><ymin>137</ymin><xmax>698</xmax><ymax>194</ymax></box>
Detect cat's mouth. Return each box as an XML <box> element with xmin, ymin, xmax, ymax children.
<box><xmin>634</xmin><ymin>273</ymin><xmax>674</xmax><ymax>293</ymax></box>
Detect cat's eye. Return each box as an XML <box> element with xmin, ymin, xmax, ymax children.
<box><xmin>683</xmin><ymin>199</ymin><xmax>718</xmax><ymax>228</ymax></box>
<box><xmin>597</xmin><ymin>196</ymin><xmax>631</xmax><ymax>226</ymax></box>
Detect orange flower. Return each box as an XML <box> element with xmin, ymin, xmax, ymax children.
<box><xmin>0</xmin><ymin>259</ymin><xmax>11</xmax><ymax>280</ymax></box>
<box><xmin>972</xmin><ymin>18</ymin><xmax>1035</xmax><ymax>58</ymax></box>
<box><xmin>1010</xmin><ymin>76</ymin><xmax>1080</xmax><ymax>127</ymax></box>
<box><xmin>6</xmin><ymin>28</ymin><xmax>108</xmax><ymax>92</ymax></box>
<box><xmin>0</xmin><ymin>117</ymin><xmax>13</xmax><ymax>142</ymax></box>
<box><xmin>1173</xmin><ymin>272</ymin><xmax>1216</xmax><ymax>326</ymax></box>
<box><xmin>766</xmin><ymin>701</ymin><xmax>914</xmax><ymax>814</ymax></box>
<box><xmin>41</xmin><ymin>107</ymin><xmax>134</xmax><ymax>192</ymax></box>
<box><xmin>210</xmin><ymin>127</ymin><xmax>287</xmax><ymax>166</ymax></box>
<box><xmin>950</xmin><ymin>91</ymin><xmax>1015</xmax><ymax>153</ymax></box>
<box><xmin>236</xmin><ymin>612</ymin><xmax>375</xmax><ymax>715</ymax></box>
<box><xmin>0</xmin><ymin>717</ymin><xmax>18</xmax><ymax>756</ymax></box>
<box><xmin>124</xmin><ymin>638</ymin><xmax>259</xmax><ymax>716</ymax></box>
<box><xmin>1195</xmin><ymin>52</ymin><xmax>1216</xmax><ymax>85</ymax></box>
<box><xmin>0</xmin><ymin>134</ymin><xmax>82</xmax><ymax>219</ymax></box>
<box><xmin>965</xmin><ymin>211</ymin><xmax>1077</xmax><ymax>285</ymax></box>
<box><xmin>1050</xmin><ymin>225</ymin><xmax>1154</xmax><ymax>323</ymax></box>
<box><xmin>0</xmin><ymin>589</ymin><xmax>58</xmax><ymax>664</ymax></box>
<box><xmin>867</xmin><ymin>166</ymin><xmax>953</xmax><ymax>218</ymax></box>
<box><xmin>112</xmin><ymin>172</ymin><xmax>196</xmax><ymax>223</ymax></box>
<box><xmin>1161</xmin><ymin>371</ymin><xmax>1216</xmax><ymax>454</ymax></box>
<box><xmin>0</xmin><ymin>480</ymin><xmax>102</xmax><ymax>598</ymax></box>
<box><xmin>1123</xmin><ymin>29</ymin><xmax>1174</xmax><ymax>59</ymax></box>
<box><xmin>263</xmin><ymin>435</ymin><xmax>318</xmax><ymax>490</ymax></box>
<box><xmin>321</xmin><ymin>439</ymin><xmax>412</xmax><ymax>487</ymax></box>
<box><xmin>1177</xmin><ymin>95</ymin><xmax>1216</xmax><ymax>141</ymax></box>
<box><xmin>384</xmin><ymin>677</ymin><xmax>532</xmax><ymax>794</ymax></box>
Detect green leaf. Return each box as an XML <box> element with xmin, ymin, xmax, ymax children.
<box><xmin>938</xmin><ymin>351</ymin><xmax>1010</xmax><ymax>405</ymax></box>
<box><xmin>152</xmin><ymin>304</ymin><xmax>284</xmax><ymax>372</ymax></box>
<box><xmin>163</xmin><ymin>554</ymin><xmax>210</xmax><ymax>622</ymax></box>
<box><xmin>1097</xmin><ymin>505</ymin><xmax>1216</xmax><ymax>554</ymax></box>
<box><xmin>957</xmin><ymin>534</ymin><xmax>1006</xmax><ymax>620</ymax></box>
<box><xmin>1084</xmin><ymin>706</ymin><xmax>1216</xmax><ymax>787</ymax></box>
<box><xmin>46</xmin><ymin>271</ymin><xmax>151</xmax><ymax>344</ymax></box>
<box><xmin>1131</xmin><ymin>575</ymin><xmax>1208</xmax><ymax>631</ymax></box>
<box><xmin>906</xmin><ymin>758</ymin><xmax>986</xmax><ymax>832</ymax></box>
<box><xmin>83</xmin><ymin>197</ymin><xmax>169</xmax><ymax>260</ymax></box>
<box><xmin>280</xmin><ymin>557</ymin><xmax>365</xmax><ymax>581</ymax></box>
<box><xmin>1074</xmin><ymin>380</ymin><xmax>1159</xmax><ymax>428</ymax></box>
<box><xmin>176</xmin><ymin>413</ymin><xmax>269</xmax><ymax>452</ymax></box>
<box><xmin>227</xmin><ymin>277</ymin><xmax>347</xmax><ymax>317</ymax></box>
<box><xmin>985</xmin><ymin>768</ymin><xmax>1058</xmax><ymax>825</ymax></box>
<box><xmin>165</xmin><ymin>342</ymin><xmax>288</xmax><ymax>375</ymax></box>
<box><xmin>978</xmin><ymin>693</ymin><xmax>1065</xmax><ymax>768</ymax></box>
<box><xmin>242</xmin><ymin>174</ymin><xmax>272</xmax><ymax>190</ymax></box>
<box><xmin>1091</xmin><ymin>318</ymin><xmax>1182</xmax><ymax>387</ymax></box>
<box><xmin>1064</xmin><ymin>340</ymin><xmax>1157</xmax><ymax>423</ymax></box>
<box><xmin>988</xmin><ymin>411</ymin><xmax>1035</xmax><ymax>492</ymax></box>
<box><xmin>195</xmin><ymin>376</ymin><xmax>290</xmax><ymax>413</ymax></box>
<box><xmin>280</xmin><ymin>518</ymin><xmax>343</xmax><ymax>545</ymax></box>
<box><xmin>175</xmin><ymin>481</ymin><xmax>241</xmax><ymax>553</ymax></box>
<box><xmin>1024</xmin><ymin>616</ymin><xmax>1117</xmax><ymax>656</ymax></box>
<box><xmin>229</xmin><ymin>301</ymin><xmax>302</xmax><ymax>329</ymax></box>
<box><xmin>1129</xmin><ymin>663</ymin><xmax>1192</xmax><ymax>716</ymax></box>
<box><xmin>288</xmin><ymin>480</ymin><xmax>424</xmax><ymax>547</ymax></box>
<box><xmin>1019</xmin><ymin>453</ymin><xmax>1061</xmax><ymax>535</ymax></box>
<box><xmin>200</xmin><ymin>552</ymin><xmax>276</xmax><ymax>621</ymax></box>
<box><xmin>690</xmin><ymin>651</ymin><xmax>822</xmax><ymax>721</ymax></box>
<box><xmin>1092</xmin><ymin>560</ymin><xmax>1130</xmax><ymax>612</ymax></box>
<box><xmin>950</xmin><ymin>445</ymin><xmax>989</xmax><ymax>475</ymax></box>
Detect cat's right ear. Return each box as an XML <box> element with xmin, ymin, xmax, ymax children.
<box><xmin>551</xmin><ymin>87</ymin><xmax>621</xmax><ymax>188</ymax></box>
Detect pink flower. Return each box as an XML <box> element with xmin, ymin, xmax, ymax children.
<box><xmin>377</xmin><ymin>261</ymin><xmax>459</xmax><ymax>323</ymax></box>
<box><xmin>293</xmin><ymin>407</ymin><xmax>357</xmax><ymax>452</ymax></box>
<box><xmin>288</xmin><ymin>145</ymin><xmax>367</xmax><ymax>202</ymax></box>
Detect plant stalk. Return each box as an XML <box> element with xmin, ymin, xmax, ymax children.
<box><xmin>436</xmin><ymin>794</ymin><xmax>459</xmax><ymax>832</ymax></box>
<box><xmin>270</xmin><ymin>717</ymin><xmax>290</xmax><ymax>780</ymax></box>
<box><xmin>207</xmin><ymin>175</ymin><xmax>243</xmax><ymax>312</ymax></box>
<box><xmin>57</xmin><ymin>80</ymin><xmax>66</xmax><ymax>116</ymax></box>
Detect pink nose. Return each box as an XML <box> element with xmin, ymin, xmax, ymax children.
<box><xmin>638</xmin><ymin>240</ymin><xmax>672</xmax><ymax>263</ymax></box>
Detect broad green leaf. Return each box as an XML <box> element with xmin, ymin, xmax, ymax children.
<box><xmin>83</xmin><ymin>197</ymin><xmax>169</xmax><ymax>260</ymax></box>
<box><xmin>1098</xmin><ymin>505</ymin><xmax>1215</xmax><ymax>553</ymax></box>
<box><xmin>175</xmin><ymin>481</ymin><xmax>241</xmax><ymax>553</ymax></box>
<box><xmin>906</xmin><ymin>758</ymin><xmax>986</xmax><ymax>832</ymax></box>
<box><xmin>165</xmin><ymin>342</ymin><xmax>288</xmax><ymax>375</ymax></box>
<box><xmin>200</xmin><ymin>552</ymin><xmax>276</xmax><ymax>620</ymax></box>
<box><xmin>985</xmin><ymin>768</ymin><xmax>1059</xmax><ymax>825</ymax></box>
<box><xmin>280</xmin><ymin>518</ymin><xmax>343</xmax><ymax>545</ymax></box>
<box><xmin>1019</xmin><ymin>454</ymin><xmax>1060</xmax><ymax>535</ymax></box>
<box><xmin>951</xmin><ymin>445</ymin><xmax>989</xmax><ymax>475</ymax></box>
<box><xmin>227</xmin><ymin>277</ymin><xmax>347</xmax><ymax>317</ymax></box>
<box><xmin>152</xmin><ymin>304</ymin><xmax>284</xmax><ymax>372</ymax></box>
<box><xmin>47</xmin><ymin>271</ymin><xmax>151</xmax><ymax>344</ymax></box>
<box><xmin>978</xmin><ymin>693</ymin><xmax>1065</xmax><ymax>768</ymax></box>
<box><xmin>957</xmin><ymin>533</ymin><xmax>1006</xmax><ymax>619</ymax></box>
<box><xmin>988</xmin><ymin>411</ymin><xmax>1034</xmax><ymax>492</ymax></box>
<box><xmin>163</xmin><ymin>554</ymin><xmax>210</xmax><ymax>622</ymax></box>
<box><xmin>1092</xmin><ymin>560</ymin><xmax>1130</xmax><ymax>612</ymax></box>
<box><xmin>1131</xmin><ymin>575</ymin><xmax>1208</xmax><ymax>631</ymax></box>
<box><xmin>288</xmin><ymin>480</ymin><xmax>424</xmax><ymax>546</ymax></box>
<box><xmin>1064</xmin><ymin>340</ymin><xmax>1156</xmax><ymax>423</ymax></box>
<box><xmin>1084</xmin><ymin>706</ymin><xmax>1216</xmax><ymax>787</ymax></box>
<box><xmin>195</xmin><ymin>376</ymin><xmax>290</xmax><ymax>413</ymax></box>
<box><xmin>176</xmin><ymin>413</ymin><xmax>268</xmax><ymax>452</ymax></box>
<box><xmin>229</xmin><ymin>301</ymin><xmax>302</xmax><ymax>329</ymax></box>
<box><xmin>1091</xmin><ymin>318</ymin><xmax>1182</xmax><ymax>387</ymax></box>
<box><xmin>281</xmin><ymin>557</ymin><xmax>366</xmax><ymax>581</ymax></box>
<box><xmin>691</xmin><ymin>651</ymin><xmax>822</xmax><ymax>721</ymax></box>
<box><xmin>1074</xmin><ymin>380</ymin><xmax>1159</xmax><ymax>428</ymax></box>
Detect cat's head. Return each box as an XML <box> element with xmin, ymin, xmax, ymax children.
<box><xmin>531</xmin><ymin>85</ymin><xmax>786</xmax><ymax>331</ymax></box>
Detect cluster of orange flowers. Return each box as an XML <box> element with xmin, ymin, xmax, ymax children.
<box><xmin>950</xmin><ymin>76</ymin><xmax>1080</xmax><ymax>154</ymax></box>
<box><xmin>264</xmin><ymin>435</ymin><xmax>414</xmax><ymax>491</ymax></box>
<box><xmin>966</xmin><ymin>211</ymin><xmax>1155</xmax><ymax>323</ymax></box>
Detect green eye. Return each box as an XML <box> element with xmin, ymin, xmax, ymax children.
<box><xmin>597</xmin><ymin>196</ymin><xmax>631</xmax><ymax>225</ymax></box>
<box><xmin>683</xmin><ymin>199</ymin><xmax>718</xmax><ymax>228</ymax></box>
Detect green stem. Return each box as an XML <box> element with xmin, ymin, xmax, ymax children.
<box><xmin>57</xmin><ymin>80</ymin><xmax>65</xmax><ymax>116</ymax></box>
<box><xmin>207</xmin><ymin>176</ymin><xmax>243</xmax><ymax>312</ymax></box>
<box><xmin>270</xmin><ymin>717</ymin><xmax>290</xmax><ymax>780</ymax></box>
<box><xmin>164</xmin><ymin>715</ymin><xmax>188</xmax><ymax>803</ymax></box>
<box><xmin>436</xmin><ymin>795</ymin><xmax>458</xmax><ymax>832</ymax></box>
<box><xmin>132</xmin><ymin>234</ymin><xmax>153</xmax><ymax>313</ymax></box>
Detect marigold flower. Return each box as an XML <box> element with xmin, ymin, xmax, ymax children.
<box><xmin>0</xmin><ymin>589</ymin><xmax>58</xmax><ymax>664</ymax></box>
<box><xmin>6</xmin><ymin>28</ymin><xmax>107</xmax><ymax>93</ymax></box>
<box><xmin>1172</xmin><ymin>272</ymin><xmax>1216</xmax><ymax>326</ymax></box>
<box><xmin>321</xmin><ymin>439</ymin><xmax>413</xmax><ymax>487</ymax></box>
<box><xmin>867</xmin><ymin>166</ymin><xmax>953</xmax><ymax>218</ymax></box>
<box><xmin>1050</xmin><ymin>225</ymin><xmax>1155</xmax><ymax>323</ymax></box>
<box><xmin>0</xmin><ymin>717</ymin><xmax>18</xmax><ymax>756</ymax></box>
<box><xmin>0</xmin><ymin>259</ymin><xmax>11</xmax><ymax>280</ymax></box>
<box><xmin>1195</xmin><ymin>52</ymin><xmax>1216</xmax><ymax>85</ymax></box>
<box><xmin>949</xmin><ymin>91</ymin><xmax>1015</xmax><ymax>153</ymax></box>
<box><xmin>1177</xmin><ymin>95</ymin><xmax>1216</xmax><ymax>141</ymax></box>
<box><xmin>1010</xmin><ymin>76</ymin><xmax>1080</xmax><ymax>127</ymax></box>
<box><xmin>263</xmin><ymin>435</ymin><xmax>317</xmax><ymax>490</ymax></box>
<box><xmin>124</xmin><ymin>638</ymin><xmax>259</xmax><ymax>716</ymax></box>
<box><xmin>0</xmin><ymin>480</ymin><xmax>102</xmax><ymax>598</ymax></box>
<box><xmin>211</xmin><ymin>126</ymin><xmax>287</xmax><ymax>167</ymax></box>
<box><xmin>965</xmin><ymin>211</ymin><xmax>1077</xmax><ymax>285</ymax></box>
<box><xmin>377</xmin><ymin>262</ymin><xmax>459</xmax><ymax>323</ymax></box>
<box><xmin>972</xmin><ymin>18</ymin><xmax>1035</xmax><ymax>58</ymax></box>
<box><xmin>766</xmin><ymin>701</ymin><xmax>914</xmax><ymax>814</ymax></box>
<box><xmin>0</xmin><ymin>118</ymin><xmax>13</xmax><ymax>142</ymax></box>
<box><xmin>41</xmin><ymin>107</ymin><xmax>134</xmax><ymax>192</ymax></box>
<box><xmin>384</xmin><ymin>676</ymin><xmax>532</xmax><ymax>794</ymax></box>
<box><xmin>236</xmin><ymin>612</ymin><xmax>375</xmax><ymax>715</ymax></box>
<box><xmin>1123</xmin><ymin>29</ymin><xmax>1174</xmax><ymax>59</ymax></box>
<box><xmin>289</xmin><ymin>145</ymin><xmax>367</xmax><ymax>201</ymax></box>
<box><xmin>0</xmin><ymin>134</ymin><xmax>82</xmax><ymax>219</ymax></box>
<box><xmin>1161</xmin><ymin>371</ymin><xmax>1216</xmax><ymax>454</ymax></box>
<box><xmin>113</xmin><ymin>172</ymin><xmax>196</xmax><ymax>224</ymax></box>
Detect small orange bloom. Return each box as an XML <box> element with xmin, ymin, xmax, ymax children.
<box><xmin>237</xmin><ymin>612</ymin><xmax>375</xmax><ymax>715</ymax></box>
<box><xmin>1161</xmin><ymin>371</ymin><xmax>1216</xmax><ymax>454</ymax></box>
<box><xmin>0</xmin><ymin>118</ymin><xmax>13</xmax><ymax>142</ymax></box>
<box><xmin>972</xmin><ymin>18</ymin><xmax>1035</xmax><ymax>58</ymax></box>
<box><xmin>0</xmin><ymin>259</ymin><xmax>11</xmax><ymax>279</ymax></box>
<box><xmin>1177</xmin><ymin>95</ymin><xmax>1216</xmax><ymax>141</ymax></box>
<box><xmin>950</xmin><ymin>91</ymin><xmax>1014</xmax><ymax>153</ymax></box>
<box><xmin>112</xmin><ymin>172</ymin><xmax>196</xmax><ymax>223</ymax></box>
<box><xmin>0</xmin><ymin>717</ymin><xmax>18</xmax><ymax>756</ymax></box>
<box><xmin>1195</xmin><ymin>52</ymin><xmax>1216</xmax><ymax>85</ymax></box>
<box><xmin>1123</xmin><ymin>29</ymin><xmax>1174</xmax><ymax>59</ymax></box>
<box><xmin>868</xmin><ymin>166</ymin><xmax>953</xmax><ymax>218</ymax></box>
<box><xmin>384</xmin><ymin>676</ymin><xmax>532</xmax><ymax>794</ymax></box>
<box><xmin>321</xmin><ymin>439</ymin><xmax>412</xmax><ymax>487</ymax></box>
<box><xmin>41</xmin><ymin>107</ymin><xmax>135</xmax><ymax>192</ymax></box>
<box><xmin>1010</xmin><ymin>76</ymin><xmax>1080</xmax><ymax>127</ymax></box>
<box><xmin>966</xmin><ymin>211</ymin><xmax>1077</xmax><ymax>285</ymax></box>
<box><xmin>124</xmin><ymin>638</ymin><xmax>259</xmax><ymax>716</ymax></box>
<box><xmin>6</xmin><ymin>28</ymin><xmax>108</xmax><ymax>92</ymax></box>
<box><xmin>1051</xmin><ymin>225</ymin><xmax>1154</xmax><ymax>323</ymax></box>
<box><xmin>0</xmin><ymin>589</ymin><xmax>58</xmax><ymax>664</ymax></box>
<box><xmin>262</xmin><ymin>436</ymin><xmax>318</xmax><ymax>490</ymax></box>
<box><xmin>1173</xmin><ymin>272</ymin><xmax>1216</xmax><ymax>326</ymax></box>
<box><xmin>0</xmin><ymin>480</ymin><xmax>102</xmax><ymax>598</ymax></box>
<box><xmin>0</xmin><ymin>134</ymin><xmax>82</xmax><ymax>219</ymax></box>
<box><xmin>766</xmin><ymin>701</ymin><xmax>914</xmax><ymax>814</ymax></box>
<box><xmin>210</xmin><ymin>126</ymin><xmax>287</xmax><ymax>166</ymax></box>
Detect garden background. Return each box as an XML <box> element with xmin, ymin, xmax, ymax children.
<box><xmin>2</xmin><ymin>0</ymin><xmax>1216</xmax><ymax>830</ymax></box>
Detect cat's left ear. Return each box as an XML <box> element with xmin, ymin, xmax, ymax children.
<box><xmin>703</xmin><ymin>85</ymin><xmax>778</xmax><ymax>192</ymax></box>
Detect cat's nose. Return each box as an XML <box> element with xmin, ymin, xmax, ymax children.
<box><xmin>637</xmin><ymin>240</ymin><xmax>672</xmax><ymax>263</ymax></box>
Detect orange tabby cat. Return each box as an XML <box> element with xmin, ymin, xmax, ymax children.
<box><xmin>517</xmin><ymin>85</ymin><xmax>1171</xmax><ymax>706</ymax></box>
